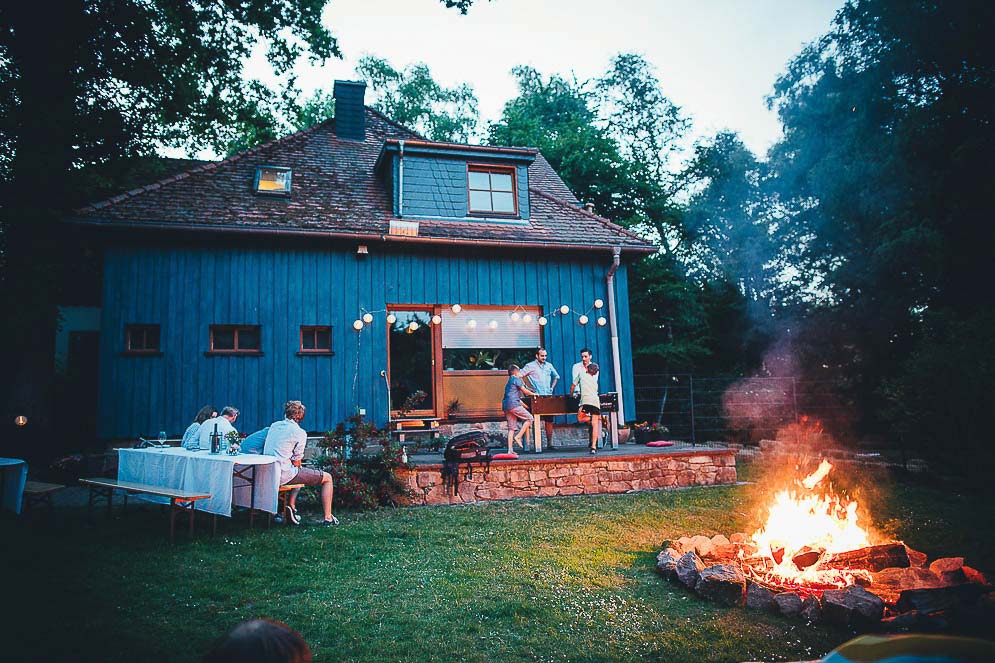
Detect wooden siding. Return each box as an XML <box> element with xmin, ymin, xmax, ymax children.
<box><xmin>98</xmin><ymin>243</ymin><xmax>636</xmax><ymax>438</ymax></box>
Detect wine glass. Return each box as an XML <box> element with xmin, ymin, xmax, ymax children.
<box><xmin>158</xmin><ymin>430</ymin><xmax>167</xmax><ymax>447</ymax></box>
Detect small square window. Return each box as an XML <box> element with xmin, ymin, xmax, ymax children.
<box><xmin>209</xmin><ymin>325</ymin><xmax>262</xmax><ymax>354</ymax></box>
<box><xmin>467</xmin><ymin>164</ymin><xmax>518</xmax><ymax>216</ymax></box>
<box><xmin>254</xmin><ymin>166</ymin><xmax>292</xmax><ymax>195</ymax></box>
<box><xmin>300</xmin><ymin>326</ymin><xmax>333</xmax><ymax>354</ymax></box>
<box><xmin>125</xmin><ymin>324</ymin><xmax>160</xmax><ymax>353</ymax></box>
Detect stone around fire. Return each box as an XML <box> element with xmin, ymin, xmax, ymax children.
<box><xmin>774</xmin><ymin>592</ymin><xmax>804</xmax><ymax>618</ymax></box>
<box><xmin>746</xmin><ymin>582</ymin><xmax>778</xmax><ymax>611</ymax></box>
<box><xmin>676</xmin><ymin>551</ymin><xmax>705</xmax><ymax>589</ymax></box>
<box><xmin>656</xmin><ymin>548</ymin><xmax>680</xmax><ymax>580</ymax></box>
<box><xmin>822</xmin><ymin>585</ymin><xmax>885</xmax><ymax>628</ymax></box>
<box><xmin>695</xmin><ymin>564</ymin><xmax>746</xmax><ymax>606</ymax></box>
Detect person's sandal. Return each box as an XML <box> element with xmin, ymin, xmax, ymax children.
<box><xmin>286</xmin><ymin>504</ymin><xmax>301</xmax><ymax>525</ymax></box>
<box><xmin>319</xmin><ymin>515</ymin><xmax>340</xmax><ymax>527</ymax></box>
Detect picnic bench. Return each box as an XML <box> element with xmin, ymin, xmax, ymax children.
<box><xmin>22</xmin><ymin>481</ymin><xmax>65</xmax><ymax>513</ymax></box>
<box><xmin>79</xmin><ymin>477</ymin><xmax>211</xmax><ymax>543</ymax></box>
<box><xmin>269</xmin><ymin>482</ymin><xmax>305</xmax><ymax>527</ymax></box>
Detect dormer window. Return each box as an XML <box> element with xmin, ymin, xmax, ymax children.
<box><xmin>467</xmin><ymin>164</ymin><xmax>517</xmax><ymax>216</ymax></box>
<box><xmin>254</xmin><ymin>166</ymin><xmax>292</xmax><ymax>196</ymax></box>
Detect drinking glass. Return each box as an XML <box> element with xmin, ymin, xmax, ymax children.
<box><xmin>158</xmin><ymin>430</ymin><xmax>167</xmax><ymax>446</ymax></box>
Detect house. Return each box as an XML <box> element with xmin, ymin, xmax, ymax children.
<box><xmin>70</xmin><ymin>81</ymin><xmax>657</xmax><ymax>439</ymax></box>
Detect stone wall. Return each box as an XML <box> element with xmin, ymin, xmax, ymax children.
<box><xmin>396</xmin><ymin>449</ymin><xmax>737</xmax><ymax>506</ymax></box>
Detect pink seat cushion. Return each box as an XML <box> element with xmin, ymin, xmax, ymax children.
<box><xmin>492</xmin><ymin>453</ymin><xmax>519</xmax><ymax>460</ymax></box>
<box><xmin>646</xmin><ymin>440</ymin><xmax>675</xmax><ymax>447</ymax></box>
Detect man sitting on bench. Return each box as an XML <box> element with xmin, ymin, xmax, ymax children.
<box><xmin>263</xmin><ymin>400</ymin><xmax>338</xmax><ymax>527</ymax></box>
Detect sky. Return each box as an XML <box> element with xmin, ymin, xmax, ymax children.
<box><xmin>248</xmin><ymin>0</ymin><xmax>844</xmax><ymax>159</ymax></box>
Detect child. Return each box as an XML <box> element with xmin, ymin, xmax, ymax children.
<box><xmin>577</xmin><ymin>362</ymin><xmax>601</xmax><ymax>454</ymax></box>
<box><xmin>502</xmin><ymin>364</ymin><xmax>537</xmax><ymax>453</ymax></box>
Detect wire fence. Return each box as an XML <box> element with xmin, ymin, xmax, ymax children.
<box><xmin>633</xmin><ymin>374</ymin><xmax>856</xmax><ymax>446</ymax></box>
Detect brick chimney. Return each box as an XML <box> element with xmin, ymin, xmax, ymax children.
<box><xmin>333</xmin><ymin>80</ymin><xmax>367</xmax><ymax>141</ymax></box>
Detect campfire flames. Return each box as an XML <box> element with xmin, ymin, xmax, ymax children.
<box><xmin>746</xmin><ymin>459</ymin><xmax>878</xmax><ymax>591</ymax></box>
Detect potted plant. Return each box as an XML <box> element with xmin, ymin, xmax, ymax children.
<box><xmin>632</xmin><ymin>422</ymin><xmax>669</xmax><ymax>444</ymax></box>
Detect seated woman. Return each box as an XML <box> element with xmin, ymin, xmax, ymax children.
<box><xmin>181</xmin><ymin>405</ymin><xmax>216</xmax><ymax>450</ymax></box>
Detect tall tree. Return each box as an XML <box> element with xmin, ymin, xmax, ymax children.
<box><xmin>356</xmin><ymin>56</ymin><xmax>479</xmax><ymax>143</ymax></box>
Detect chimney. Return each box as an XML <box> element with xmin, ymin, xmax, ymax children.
<box><xmin>584</xmin><ymin>202</ymin><xmax>595</xmax><ymax>214</ymax></box>
<box><xmin>333</xmin><ymin>80</ymin><xmax>367</xmax><ymax>141</ymax></box>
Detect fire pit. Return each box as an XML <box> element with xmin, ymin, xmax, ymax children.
<box><xmin>656</xmin><ymin>459</ymin><xmax>994</xmax><ymax>629</ymax></box>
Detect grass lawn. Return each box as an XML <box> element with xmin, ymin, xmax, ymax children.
<box><xmin>2</xmin><ymin>462</ymin><xmax>993</xmax><ymax>663</ymax></box>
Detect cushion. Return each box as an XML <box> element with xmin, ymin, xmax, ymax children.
<box><xmin>646</xmin><ymin>440</ymin><xmax>675</xmax><ymax>447</ymax></box>
<box><xmin>491</xmin><ymin>453</ymin><xmax>519</xmax><ymax>460</ymax></box>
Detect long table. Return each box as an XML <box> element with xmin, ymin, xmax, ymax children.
<box><xmin>1</xmin><ymin>457</ymin><xmax>28</xmax><ymax>515</ymax></box>
<box><xmin>117</xmin><ymin>448</ymin><xmax>281</xmax><ymax>518</ymax></box>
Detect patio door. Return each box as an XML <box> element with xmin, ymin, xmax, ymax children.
<box><xmin>387</xmin><ymin>308</ymin><xmax>436</xmax><ymax>416</ymax></box>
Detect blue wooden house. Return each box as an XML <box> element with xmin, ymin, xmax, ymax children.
<box><xmin>71</xmin><ymin>81</ymin><xmax>656</xmax><ymax>438</ymax></box>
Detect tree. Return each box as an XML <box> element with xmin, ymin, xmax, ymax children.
<box><xmin>356</xmin><ymin>56</ymin><xmax>479</xmax><ymax>143</ymax></box>
<box><xmin>766</xmin><ymin>0</ymin><xmax>995</xmax><ymax>453</ymax></box>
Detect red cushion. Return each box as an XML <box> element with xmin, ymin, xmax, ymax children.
<box><xmin>492</xmin><ymin>453</ymin><xmax>519</xmax><ymax>460</ymax></box>
<box><xmin>646</xmin><ymin>440</ymin><xmax>675</xmax><ymax>447</ymax></box>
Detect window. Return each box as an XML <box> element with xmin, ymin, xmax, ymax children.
<box><xmin>125</xmin><ymin>324</ymin><xmax>160</xmax><ymax>353</ymax></box>
<box><xmin>209</xmin><ymin>325</ymin><xmax>261</xmax><ymax>354</ymax></box>
<box><xmin>299</xmin><ymin>326</ymin><xmax>333</xmax><ymax>355</ymax></box>
<box><xmin>441</xmin><ymin>306</ymin><xmax>540</xmax><ymax>371</ymax></box>
<box><xmin>467</xmin><ymin>165</ymin><xmax>517</xmax><ymax>215</ymax></box>
<box><xmin>254</xmin><ymin>166</ymin><xmax>292</xmax><ymax>195</ymax></box>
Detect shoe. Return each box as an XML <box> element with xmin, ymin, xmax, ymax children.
<box><xmin>320</xmin><ymin>515</ymin><xmax>340</xmax><ymax>527</ymax></box>
<box><xmin>272</xmin><ymin>515</ymin><xmax>284</xmax><ymax>525</ymax></box>
<box><xmin>589</xmin><ymin>448</ymin><xmax>597</xmax><ymax>455</ymax></box>
<box><xmin>286</xmin><ymin>504</ymin><xmax>301</xmax><ymax>525</ymax></box>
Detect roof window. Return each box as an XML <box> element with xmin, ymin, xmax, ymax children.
<box><xmin>254</xmin><ymin>166</ymin><xmax>292</xmax><ymax>196</ymax></box>
<box><xmin>467</xmin><ymin>164</ymin><xmax>517</xmax><ymax>216</ymax></box>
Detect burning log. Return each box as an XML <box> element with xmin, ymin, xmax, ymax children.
<box><xmin>822</xmin><ymin>543</ymin><xmax>910</xmax><ymax>572</ymax></box>
<box><xmin>791</xmin><ymin>546</ymin><xmax>823</xmax><ymax>570</ymax></box>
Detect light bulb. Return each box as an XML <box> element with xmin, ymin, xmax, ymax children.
<box><xmin>522</xmin><ymin>313</ymin><xmax>533</xmax><ymax>324</ymax></box>
<box><xmin>559</xmin><ymin>305</ymin><xmax>569</xmax><ymax>315</ymax></box>
<box><xmin>488</xmin><ymin>320</ymin><xmax>498</xmax><ymax>330</ymax></box>
<box><xmin>14</xmin><ymin>415</ymin><xmax>27</xmax><ymax>426</ymax></box>
<box><xmin>597</xmin><ymin>316</ymin><xmax>607</xmax><ymax>326</ymax></box>
<box><xmin>352</xmin><ymin>320</ymin><xmax>363</xmax><ymax>331</ymax></box>
<box><xmin>578</xmin><ymin>315</ymin><xmax>589</xmax><ymax>325</ymax></box>
<box><xmin>451</xmin><ymin>304</ymin><xmax>462</xmax><ymax>314</ymax></box>
<box><xmin>467</xmin><ymin>319</ymin><xmax>477</xmax><ymax>329</ymax></box>
<box><xmin>362</xmin><ymin>313</ymin><xmax>373</xmax><ymax>324</ymax></box>
<box><xmin>386</xmin><ymin>313</ymin><xmax>396</xmax><ymax>324</ymax></box>
<box><xmin>431</xmin><ymin>314</ymin><xmax>442</xmax><ymax>325</ymax></box>
<box><xmin>510</xmin><ymin>311</ymin><xmax>520</xmax><ymax>321</ymax></box>
<box><xmin>594</xmin><ymin>298</ymin><xmax>604</xmax><ymax>309</ymax></box>
<box><xmin>538</xmin><ymin>316</ymin><xmax>548</xmax><ymax>326</ymax></box>
<box><xmin>408</xmin><ymin>321</ymin><xmax>419</xmax><ymax>332</ymax></box>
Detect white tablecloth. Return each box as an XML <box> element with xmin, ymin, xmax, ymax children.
<box><xmin>117</xmin><ymin>448</ymin><xmax>280</xmax><ymax>517</ymax></box>
<box><xmin>1</xmin><ymin>457</ymin><xmax>28</xmax><ymax>515</ymax></box>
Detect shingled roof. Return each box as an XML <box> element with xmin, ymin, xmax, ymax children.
<box><xmin>72</xmin><ymin>108</ymin><xmax>657</xmax><ymax>255</ymax></box>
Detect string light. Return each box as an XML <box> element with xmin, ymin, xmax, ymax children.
<box><xmin>597</xmin><ymin>316</ymin><xmax>607</xmax><ymax>326</ymax></box>
<box><xmin>578</xmin><ymin>315</ymin><xmax>589</xmax><ymax>325</ymax></box>
<box><xmin>431</xmin><ymin>314</ymin><xmax>442</xmax><ymax>325</ymax></box>
<box><xmin>522</xmin><ymin>313</ymin><xmax>533</xmax><ymax>324</ymax></box>
<box><xmin>352</xmin><ymin>320</ymin><xmax>363</xmax><ymax>331</ymax></box>
<box><xmin>386</xmin><ymin>313</ymin><xmax>396</xmax><ymax>324</ymax></box>
<box><xmin>362</xmin><ymin>313</ymin><xmax>373</xmax><ymax>324</ymax></box>
<box><xmin>488</xmin><ymin>320</ymin><xmax>498</xmax><ymax>330</ymax></box>
<box><xmin>467</xmin><ymin>319</ymin><xmax>477</xmax><ymax>329</ymax></box>
<box><xmin>510</xmin><ymin>311</ymin><xmax>520</xmax><ymax>321</ymax></box>
<box><xmin>14</xmin><ymin>415</ymin><xmax>27</xmax><ymax>426</ymax></box>
<box><xmin>451</xmin><ymin>304</ymin><xmax>462</xmax><ymax>314</ymax></box>
<box><xmin>538</xmin><ymin>316</ymin><xmax>548</xmax><ymax>326</ymax></box>
<box><xmin>559</xmin><ymin>305</ymin><xmax>570</xmax><ymax>315</ymax></box>
<box><xmin>594</xmin><ymin>299</ymin><xmax>604</xmax><ymax>309</ymax></box>
<box><xmin>408</xmin><ymin>321</ymin><xmax>419</xmax><ymax>332</ymax></box>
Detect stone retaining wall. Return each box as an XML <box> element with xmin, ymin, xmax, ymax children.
<box><xmin>395</xmin><ymin>449</ymin><xmax>737</xmax><ymax>506</ymax></box>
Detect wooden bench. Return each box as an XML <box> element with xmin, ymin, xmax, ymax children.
<box><xmin>79</xmin><ymin>478</ymin><xmax>211</xmax><ymax>543</ymax></box>
<box><xmin>22</xmin><ymin>481</ymin><xmax>65</xmax><ymax>513</ymax></box>
<box><xmin>269</xmin><ymin>483</ymin><xmax>305</xmax><ymax>527</ymax></box>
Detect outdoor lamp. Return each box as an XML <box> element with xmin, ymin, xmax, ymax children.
<box><xmin>559</xmin><ymin>305</ymin><xmax>570</xmax><ymax>315</ymax></box>
<box><xmin>352</xmin><ymin>320</ymin><xmax>364</xmax><ymax>331</ymax></box>
<box><xmin>594</xmin><ymin>298</ymin><xmax>604</xmax><ymax>308</ymax></box>
<box><xmin>431</xmin><ymin>314</ymin><xmax>442</xmax><ymax>325</ymax></box>
<box><xmin>578</xmin><ymin>315</ymin><xmax>589</xmax><ymax>325</ymax></box>
<box><xmin>538</xmin><ymin>316</ymin><xmax>548</xmax><ymax>326</ymax></box>
<box><xmin>386</xmin><ymin>313</ymin><xmax>397</xmax><ymax>324</ymax></box>
<box><xmin>362</xmin><ymin>313</ymin><xmax>374</xmax><ymax>324</ymax></box>
<box><xmin>14</xmin><ymin>415</ymin><xmax>27</xmax><ymax>426</ymax></box>
<box><xmin>488</xmin><ymin>320</ymin><xmax>498</xmax><ymax>330</ymax></box>
<box><xmin>597</xmin><ymin>316</ymin><xmax>608</xmax><ymax>326</ymax></box>
<box><xmin>451</xmin><ymin>304</ymin><xmax>462</xmax><ymax>314</ymax></box>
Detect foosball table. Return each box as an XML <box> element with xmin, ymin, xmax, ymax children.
<box><xmin>526</xmin><ymin>393</ymin><xmax>620</xmax><ymax>452</ymax></box>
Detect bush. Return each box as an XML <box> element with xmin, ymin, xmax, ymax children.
<box><xmin>313</xmin><ymin>414</ymin><xmax>412</xmax><ymax>509</ymax></box>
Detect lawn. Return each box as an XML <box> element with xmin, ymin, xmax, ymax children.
<box><xmin>2</xmin><ymin>462</ymin><xmax>993</xmax><ymax>663</ymax></box>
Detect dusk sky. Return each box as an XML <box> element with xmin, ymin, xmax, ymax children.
<box><xmin>247</xmin><ymin>0</ymin><xmax>844</xmax><ymax>158</ymax></box>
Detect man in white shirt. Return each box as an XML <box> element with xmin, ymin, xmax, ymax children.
<box><xmin>197</xmin><ymin>406</ymin><xmax>239</xmax><ymax>451</ymax></box>
<box><xmin>263</xmin><ymin>400</ymin><xmax>337</xmax><ymax>526</ymax></box>
<box><xmin>519</xmin><ymin>347</ymin><xmax>560</xmax><ymax>449</ymax></box>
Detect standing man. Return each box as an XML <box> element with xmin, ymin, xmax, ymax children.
<box><xmin>570</xmin><ymin>348</ymin><xmax>594</xmax><ymax>397</ymax></box>
<box><xmin>263</xmin><ymin>400</ymin><xmax>338</xmax><ymax>526</ymax></box>
<box><xmin>520</xmin><ymin>347</ymin><xmax>560</xmax><ymax>449</ymax></box>
<box><xmin>197</xmin><ymin>406</ymin><xmax>239</xmax><ymax>451</ymax></box>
